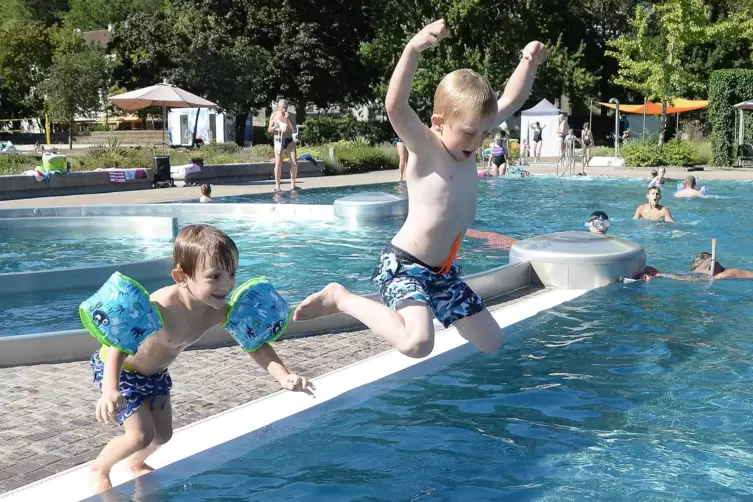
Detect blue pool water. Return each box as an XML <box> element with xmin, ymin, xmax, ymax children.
<box><xmin>102</xmin><ymin>278</ymin><xmax>753</xmax><ymax>501</ymax></box>
<box><xmin>2</xmin><ymin>174</ymin><xmax>752</xmax><ymax>336</ymax></box>
<box><xmin>0</xmin><ymin>231</ymin><xmax>171</xmax><ymax>273</ymax></box>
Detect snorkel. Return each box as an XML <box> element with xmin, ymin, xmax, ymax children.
<box><xmin>710</xmin><ymin>238</ymin><xmax>717</xmax><ymax>276</ymax></box>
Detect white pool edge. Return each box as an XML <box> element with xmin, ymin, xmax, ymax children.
<box><xmin>0</xmin><ymin>288</ymin><xmax>586</xmax><ymax>502</ymax></box>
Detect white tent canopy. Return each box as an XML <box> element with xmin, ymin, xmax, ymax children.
<box><xmin>733</xmin><ymin>100</ymin><xmax>753</xmax><ymax>145</ymax></box>
<box><xmin>520</xmin><ymin>99</ymin><xmax>565</xmax><ymax>158</ymax></box>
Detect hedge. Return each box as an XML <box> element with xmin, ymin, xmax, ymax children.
<box><xmin>301</xmin><ymin>117</ymin><xmax>394</xmax><ymax>145</ymax></box>
<box><xmin>709</xmin><ymin>70</ymin><xmax>753</xmax><ymax>166</ymax></box>
<box><xmin>621</xmin><ymin>140</ymin><xmax>698</xmax><ymax>167</ymax></box>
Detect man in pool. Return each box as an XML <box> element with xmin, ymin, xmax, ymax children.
<box><xmin>586</xmin><ymin>211</ymin><xmax>609</xmax><ymax>235</ymax></box>
<box><xmin>643</xmin><ymin>252</ymin><xmax>753</xmax><ymax>281</ymax></box>
<box><xmin>633</xmin><ymin>187</ymin><xmax>675</xmax><ymax>222</ymax></box>
<box><xmin>675</xmin><ymin>175</ymin><xmax>705</xmax><ymax>198</ymax></box>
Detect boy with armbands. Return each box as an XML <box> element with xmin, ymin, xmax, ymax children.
<box><xmin>80</xmin><ymin>224</ymin><xmax>312</xmax><ymax>493</ymax></box>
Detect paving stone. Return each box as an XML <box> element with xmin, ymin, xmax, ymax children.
<box><xmin>0</xmin><ymin>287</ymin><xmax>540</xmax><ymax>495</ymax></box>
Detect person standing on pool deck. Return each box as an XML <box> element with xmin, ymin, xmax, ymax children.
<box><xmin>293</xmin><ymin>20</ymin><xmax>547</xmax><ymax>357</ymax></box>
<box><xmin>87</xmin><ymin>225</ymin><xmax>313</xmax><ymax>494</ymax></box>
<box><xmin>531</xmin><ymin>121</ymin><xmax>545</xmax><ymax>162</ymax></box>
<box><xmin>268</xmin><ymin>99</ymin><xmax>298</xmax><ymax>191</ymax></box>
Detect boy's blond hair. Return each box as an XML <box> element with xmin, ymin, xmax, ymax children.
<box><xmin>173</xmin><ymin>224</ymin><xmax>238</xmax><ymax>278</ymax></box>
<box><xmin>434</xmin><ymin>69</ymin><xmax>497</xmax><ymax>126</ymax></box>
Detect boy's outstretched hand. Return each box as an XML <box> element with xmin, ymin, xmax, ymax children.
<box><xmin>521</xmin><ymin>41</ymin><xmax>549</xmax><ymax>65</ymax></box>
<box><xmin>281</xmin><ymin>373</ymin><xmax>316</xmax><ymax>397</ymax></box>
<box><xmin>408</xmin><ymin>19</ymin><xmax>450</xmax><ymax>53</ymax></box>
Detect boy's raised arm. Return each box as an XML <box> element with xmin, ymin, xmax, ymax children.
<box><xmin>385</xmin><ymin>20</ymin><xmax>449</xmax><ymax>152</ymax></box>
<box><xmin>492</xmin><ymin>42</ymin><xmax>548</xmax><ymax>129</ymax></box>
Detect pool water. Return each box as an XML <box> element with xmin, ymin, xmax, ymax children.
<box><xmin>106</xmin><ymin>278</ymin><xmax>753</xmax><ymax>501</ymax></box>
<box><xmin>0</xmin><ymin>232</ymin><xmax>172</xmax><ymax>273</ymax></box>
<box><xmin>2</xmin><ymin>175</ymin><xmax>752</xmax><ymax>336</ymax></box>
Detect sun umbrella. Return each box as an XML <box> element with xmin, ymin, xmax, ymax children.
<box><xmin>109</xmin><ymin>84</ymin><xmax>217</xmax><ymax>144</ymax></box>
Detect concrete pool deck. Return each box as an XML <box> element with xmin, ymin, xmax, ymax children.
<box><xmin>0</xmin><ymin>287</ymin><xmax>543</xmax><ymax>495</ymax></box>
<box><xmin>1</xmin><ymin>164</ymin><xmax>753</xmax><ymax>209</ymax></box>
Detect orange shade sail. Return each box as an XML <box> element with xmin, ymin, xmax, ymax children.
<box><xmin>599</xmin><ymin>99</ymin><xmax>708</xmax><ymax>115</ymax></box>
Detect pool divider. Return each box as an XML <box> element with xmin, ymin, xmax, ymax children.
<box><xmin>0</xmin><ymin>261</ymin><xmax>532</xmax><ymax>367</ymax></box>
<box><xmin>0</xmin><ymin>287</ymin><xmax>587</xmax><ymax>502</ymax></box>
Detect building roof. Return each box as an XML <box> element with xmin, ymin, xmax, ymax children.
<box><xmin>521</xmin><ymin>99</ymin><xmax>563</xmax><ymax>116</ymax></box>
<box><xmin>81</xmin><ymin>29</ymin><xmax>111</xmax><ymax>49</ymax></box>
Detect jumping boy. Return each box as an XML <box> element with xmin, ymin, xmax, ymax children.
<box><xmin>89</xmin><ymin>225</ymin><xmax>312</xmax><ymax>493</ymax></box>
<box><xmin>294</xmin><ymin>20</ymin><xmax>547</xmax><ymax>357</ymax></box>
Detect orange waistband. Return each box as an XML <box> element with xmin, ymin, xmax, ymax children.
<box><xmin>438</xmin><ymin>233</ymin><xmax>463</xmax><ymax>274</ymax></box>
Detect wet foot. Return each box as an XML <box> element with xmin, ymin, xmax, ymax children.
<box><xmin>293</xmin><ymin>283</ymin><xmax>347</xmax><ymax>321</ymax></box>
<box><xmin>129</xmin><ymin>463</ymin><xmax>155</xmax><ymax>477</ymax></box>
<box><xmin>275</xmin><ymin>185</ymin><xmax>281</xmax><ymax>192</ymax></box>
<box><xmin>90</xmin><ymin>469</ymin><xmax>112</xmax><ymax>494</ymax></box>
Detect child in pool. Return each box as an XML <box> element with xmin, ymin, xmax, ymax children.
<box><xmin>294</xmin><ymin>20</ymin><xmax>547</xmax><ymax>357</ymax></box>
<box><xmin>88</xmin><ymin>225</ymin><xmax>313</xmax><ymax>494</ymax></box>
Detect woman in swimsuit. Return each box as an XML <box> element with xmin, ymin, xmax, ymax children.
<box><xmin>487</xmin><ymin>134</ymin><xmax>508</xmax><ymax>176</ymax></box>
<box><xmin>268</xmin><ymin>99</ymin><xmax>298</xmax><ymax>191</ymax></box>
<box><xmin>581</xmin><ymin>122</ymin><xmax>593</xmax><ymax>169</ymax></box>
<box><xmin>394</xmin><ymin>136</ymin><xmax>409</xmax><ymax>181</ymax></box>
<box><xmin>531</xmin><ymin>121</ymin><xmax>545</xmax><ymax>162</ymax></box>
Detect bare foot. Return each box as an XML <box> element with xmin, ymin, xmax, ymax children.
<box><xmin>129</xmin><ymin>463</ymin><xmax>155</xmax><ymax>477</ymax></box>
<box><xmin>90</xmin><ymin>469</ymin><xmax>112</xmax><ymax>494</ymax></box>
<box><xmin>293</xmin><ymin>283</ymin><xmax>347</xmax><ymax>321</ymax></box>
<box><xmin>275</xmin><ymin>184</ymin><xmax>281</xmax><ymax>192</ymax></box>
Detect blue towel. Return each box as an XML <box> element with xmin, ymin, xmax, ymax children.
<box><xmin>297</xmin><ymin>153</ymin><xmax>317</xmax><ymax>167</ymax></box>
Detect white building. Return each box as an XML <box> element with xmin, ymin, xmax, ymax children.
<box><xmin>168</xmin><ymin>108</ymin><xmax>235</xmax><ymax>145</ymax></box>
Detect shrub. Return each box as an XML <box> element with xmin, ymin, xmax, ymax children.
<box><xmin>248</xmin><ymin>144</ymin><xmax>274</xmax><ymax>159</ymax></box>
<box><xmin>709</xmin><ymin>70</ymin><xmax>753</xmax><ymax>166</ymax></box>
<box><xmin>621</xmin><ymin>140</ymin><xmax>699</xmax><ymax>167</ymax></box>
<box><xmin>661</xmin><ymin>140</ymin><xmax>698</xmax><ymax>167</ymax></box>
<box><xmin>621</xmin><ymin>141</ymin><xmax>665</xmax><ymax>167</ymax></box>
<box><xmin>201</xmin><ymin>143</ymin><xmax>241</xmax><ymax>156</ymax></box>
<box><xmin>324</xmin><ymin>145</ymin><xmax>398</xmax><ymax>175</ymax></box>
<box><xmin>0</xmin><ymin>154</ymin><xmax>39</xmax><ymax>174</ymax></box>
<box><xmin>302</xmin><ymin>117</ymin><xmax>393</xmax><ymax>145</ymax></box>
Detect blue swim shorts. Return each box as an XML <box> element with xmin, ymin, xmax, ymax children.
<box><xmin>90</xmin><ymin>350</ymin><xmax>172</xmax><ymax>424</ymax></box>
<box><xmin>371</xmin><ymin>244</ymin><xmax>485</xmax><ymax>328</ymax></box>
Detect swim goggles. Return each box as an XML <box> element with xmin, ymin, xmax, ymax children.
<box><xmin>585</xmin><ymin>219</ymin><xmax>610</xmax><ymax>230</ymax></box>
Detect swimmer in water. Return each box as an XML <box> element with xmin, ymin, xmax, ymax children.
<box><xmin>643</xmin><ymin>252</ymin><xmax>753</xmax><ymax>281</ymax></box>
<box><xmin>586</xmin><ymin>211</ymin><xmax>610</xmax><ymax>235</ymax></box>
<box><xmin>293</xmin><ymin>20</ymin><xmax>548</xmax><ymax>357</ymax></box>
<box><xmin>674</xmin><ymin>175</ymin><xmax>705</xmax><ymax>198</ymax></box>
<box><xmin>633</xmin><ymin>187</ymin><xmax>675</xmax><ymax>222</ymax></box>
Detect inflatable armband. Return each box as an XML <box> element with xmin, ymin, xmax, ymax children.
<box><xmin>700</xmin><ymin>186</ymin><xmax>710</xmax><ymax>195</ymax></box>
<box><xmin>79</xmin><ymin>272</ymin><xmax>164</xmax><ymax>355</ymax></box>
<box><xmin>677</xmin><ymin>182</ymin><xmax>685</xmax><ymax>192</ymax></box>
<box><xmin>223</xmin><ymin>277</ymin><xmax>291</xmax><ymax>352</ymax></box>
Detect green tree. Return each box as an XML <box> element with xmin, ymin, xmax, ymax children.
<box><xmin>65</xmin><ymin>0</ymin><xmax>163</xmax><ymax>30</ymax></box>
<box><xmin>606</xmin><ymin>0</ymin><xmax>752</xmax><ymax>148</ymax></box>
<box><xmin>535</xmin><ymin>36</ymin><xmax>598</xmax><ymax>111</ymax></box>
<box><xmin>0</xmin><ymin>21</ymin><xmax>53</xmax><ymax>118</ymax></box>
<box><xmin>39</xmin><ymin>45</ymin><xmax>111</xmax><ymax>148</ymax></box>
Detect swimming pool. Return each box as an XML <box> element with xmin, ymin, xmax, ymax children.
<box><xmin>0</xmin><ymin>234</ymin><xmax>171</xmax><ymax>273</ymax></box>
<box><xmin>99</xmin><ymin>277</ymin><xmax>753</xmax><ymax>501</ymax></box>
<box><xmin>2</xmin><ymin>175</ymin><xmax>751</xmax><ymax>337</ymax></box>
